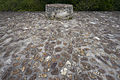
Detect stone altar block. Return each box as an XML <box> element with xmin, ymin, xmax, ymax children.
<box><xmin>45</xmin><ymin>4</ymin><xmax>73</xmax><ymax>20</ymax></box>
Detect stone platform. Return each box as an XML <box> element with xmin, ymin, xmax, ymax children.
<box><xmin>0</xmin><ymin>12</ymin><xmax>120</xmax><ymax>80</ymax></box>
<box><xmin>45</xmin><ymin>4</ymin><xmax>73</xmax><ymax>19</ymax></box>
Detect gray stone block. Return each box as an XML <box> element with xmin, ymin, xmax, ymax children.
<box><xmin>45</xmin><ymin>4</ymin><xmax>73</xmax><ymax>20</ymax></box>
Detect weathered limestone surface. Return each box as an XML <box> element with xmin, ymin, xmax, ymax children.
<box><xmin>46</xmin><ymin>4</ymin><xmax>73</xmax><ymax>19</ymax></box>
<box><xmin>0</xmin><ymin>12</ymin><xmax>120</xmax><ymax>80</ymax></box>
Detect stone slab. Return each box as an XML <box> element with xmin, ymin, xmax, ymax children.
<box><xmin>45</xmin><ymin>4</ymin><xmax>73</xmax><ymax>20</ymax></box>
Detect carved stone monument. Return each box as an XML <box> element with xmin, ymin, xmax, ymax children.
<box><xmin>45</xmin><ymin>4</ymin><xmax>73</xmax><ymax>20</ymax></box>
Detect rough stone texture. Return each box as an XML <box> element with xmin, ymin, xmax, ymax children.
<box><xmin>45</xmin><ymin>4</ymin><xmax>73</xmax><ymax>19</ymax></box>
<box><xmin>0</xmin><ymin>12</ymin><xmax>120</xmax><ymax>80</ymax></box>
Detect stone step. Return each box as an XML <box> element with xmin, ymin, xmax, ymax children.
<box><xmin>45</xmin><ymin>4</ymin><xmax>73</xmax><ymax>20</ymax></box>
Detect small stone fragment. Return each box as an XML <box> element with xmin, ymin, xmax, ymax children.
<box><xmin>74</xmin><ymin>74</ymin><xmax>79</xmax><ymax>80</ymax></box>
<box><xmin>55</xmin><ymin>54</ymin><xmax>61</xmax><ymax>59</ymax></box>
<box><xmin>16</xmin><ymin>57</ymin><xmax>21</xmax><ymax>60</ymax></box>
<box><xmin>47</xmin><ymin>62</ymin><xmax>51</xmax><ymax>68</ymax></box>
<box><xmin>88</xmin><ymin>72</ymin><xmax>96</xmax><ymax>79</ymax></box>
<box><xmin>102</xmin><ymin>56</ymin><xmax>109</xmax><ymax>60</ymax></box>
<box><xmin>97</xmin><ymin>76</ymin><xmax>103</xmax><ymax>80</ymax></box>
<box><xmin>51</xmin><ymin>41</ymin><xmax>56</xmax><ymax>45</ymax></box>
<box><xmin>13</xmin><ymin>62</ymin><xmax>20</xmax><ymax>67</ymax></box>
<box><xmin>81</xmin><ymin>62</ymin><xmax>92</xmax><ymax>70</ymax></box>
<box><xmin>21</xmin><ymin>59</ymin><xmax>28</xmax><ymax>66</ymax></box>
<box><xmin>51</xmin><ymin>57</ymin><xmax>57</xmax><ymax>62</ymax></box>
<box><xmin>104</xmin><ymin>48</ymin><xmax>112</xmax><ymax>54</ymax></box>
<box><xmin>39</xmin><ymin>73</ymin><xmax>47</xmax><ymax>78</ymax></box>
<box><xmin>61</xmin><ymin>68</ymin><xmax>68</xmax><ymax>75</ymax></box>
<box><xmin>63</xmin><ymin>42</ymin><xmax>67</xmax><ymax>46</ymax></box>
<box><xmin>80</xmin><ymin>49</ymin><xmax>85</xmax><ymax>56</ymax></box>
<box><xmin>51</xmin><ymin>62</ymin><xmax>57</xmax><ymax>69</ymax></box>
<box><xmin>12</xmin><ymin>69</ymin><xmax>20</xmax><ymax>75</ymax></box>
<box><xmin>67</xmin><ymin>44</ymin><xmax>73</xmax><ymax>54</ymax></box>
<box><xmin>95</xmin><ymin>55</ymin><xmax>110</xmax><ymax>66</ymax></box>
<box><xmin>25</xmin><ymin>54</ymin><xmax>29</xmax><ymax>58</ymax></box>
<box><xmin>12</xmin><ymin>54</ymin><xmax>17</xmax><ymax>58</ymax></box>
<box><xmin>23</xmin><ymin>76</ymin><xmax>27</xmax><ymax>80</ymax></box>
<box><xmin>38</xmin><ymin>49</ymin><xmax>42</xmax><ymax>52</ymax></box>
<box><xmin>41</xmin><ymin>61</ymin><xmax>47</xmax><ymax>67</ymax></box>
<box><xmin>45</xmin><ymin>56</ymin><xmax>51</xmax><ymax>62</ymax></box>
<box><xmin>55</xmin><ymin>47</ymin><xmax>62</xmax><ymax>52</ymax></box>
<box><xmin>3</xmin><ymin>53</ymin><xmax>10</xmax><ymax>58</ymax></box>
<box><xmin>58</xmin><ymin>62</ymin><xmax>64</xmax><ymax>67</ymax></box>
<box><xmin>98</xmin><ymin>69</ymin><xmax>106</xmax><ymax>74</ymax></box>
<box><xmin>34</xmin><ymin>68</ymin><xmax>41</xmax><ymax>72</ymax></box>
<box><xmin>29</xmin><ymin>74</ymin><xmax>37</xmax><ymax>80</ymax></box>
<box><xmin>25</xmin><ymin>67</ymin><xmax>32</xmax><ymax>75</ymax></box>
<box><xmin>81</xmin><ymin>57</ymin><xmax>88</xmax><ymax>61</ymax></box>
<box><xmin>109</xmin><ymin>71</ymin><xmax>114</xmax><ymax>75</ymax></box>
<box><xmin>61</xmin><ymin>52</ymin><xmax>71</xmax><ymax>60</ymax></box>
<box><xmin>43</xmin><ymin>68</ymin><xmax>50</xmax><ymax>72</ymax></box>
<box><xmin>106</xmin><ymin>75</ymin><xmax>115</xmax><ymax>80</ymax></box>
<box><xmin>5</xmin><ymin>59</ymin><xmax>12</xmax><ymax>64</ymax></box>
<box><xmin>67</xmin><ymin>74</ymin><xmax>73</xmax><ymax>79</ymax></box>
<box><xmin>65</xmin><ymin>61</ymin><xmax>71</xmax><ymax>68</ymax></box>
<box><xmin>1</xmin><ymin>67</ymin><xmax>12</xmax><ymax>80</ymax></box>
<box><xmin>110</xmin><ymin>59</ymin><xmax>119</xmax><ymax>69</ymax></box>
<box><xmin>51</xmin><ymin>68</ymin><xmax>59</xmax><ymax>75</ymax></box>
<box><xmin>117</xmin><ymin>74</ymin><xmax>120</xmax><ymax>79</ymax></box>
<box><xmin>72</xmin><ymin>54</ymin><xmax>79</xmax><ymax>62</ymax></box>
<box><xmin>80</xmin><ymin>73</ymin><xmax>89</xmax><ymax>80</ymax></box>
<box><xmin>39</xmin><ymin>57</ymin><xmax>44</xmax><ymax>62</ymax></box>
<box><xmin>22</xmin><ymin>66</ymin><xmax>25</xmax><ymax>72</ymax></box>
<box><xmin>29</xmin><ymin>57</ymin><xmax>33</xmax><ymax>60</ymax></box>
<box><xmin>17</xmin><ymin>74</ymin><xmax>23</xmax><ymax>79</ymax></box>
<box><xmin>42</xmin><ymin>52</ymin><xmax>48</xmax><ymax>57</ymax></box>
<box><xmin>9</xmin><ymin>76</ymin><xmax>16</xmax><ymax>80</ymax></box>
<box><xmin>38</xmin><ymin>44</ymin><xmax>44</xmax><ymax>47</ymax></box>
<box><xmin>89</xmin><ymin>58</ymin><xmax>97</xmax><ymax>63</ymax></box>
<box><xmin>33</xmin><ymin>62</ymin><xmax>39</xmax><ymax>68</ymax></box>
<box><xmin>94</xmin><ymin>37</ymin><xmax>100</xmax><ymax>40</ymax></box>
<box><xmin>34</xmin><ymin>54</ymin><xmax>40</xmax><ymax>61</ymax></box>
<box><xmin>57</xmin><ymin>40</ymin><xmax>62</xmax><ymax>45</ymax></box>
<box><xmin>70</xmin><ymin>68</ymin><xmax>76</xmax><ymax>73</ymax></box>
<box><xmin>48</xmin><ymin>77</ymin><xmax>53</xmax><ymax>80</ymax></box>
<box><xmin>92</xmin><ymin>65</ymin><xmax>99</xmax><ymax>69</ymax></box>
<box><xmin>54</xmin><ymin>77</ymin><xmax>60</xmax><ymax>80</ymax></box>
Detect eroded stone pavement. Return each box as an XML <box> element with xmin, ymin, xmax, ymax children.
<box><xmin>0</xmin><ymin>12</ymin><xmax>120</xmax><ymax>80</ymax></box>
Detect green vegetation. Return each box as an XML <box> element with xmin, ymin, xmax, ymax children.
<box><xmin>0</xmin><ymin>0</ymin><xmax>119</xmax><ymax>11</ymax></box>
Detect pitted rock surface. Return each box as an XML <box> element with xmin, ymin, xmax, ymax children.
<box><xmin>0</xmin><ymin>12</ymin><xmax>120</xmax><ymax>80</ymax></box>
<box><xmin>46</xmin><ymin>4</ymin><xmax>73</xmax><ymax>19</ymax></box>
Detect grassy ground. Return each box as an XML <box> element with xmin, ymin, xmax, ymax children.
<box><xmin>0</xmin><ymin>0</ymin><xmax>120</xmax><ymax>11</ymax></box>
